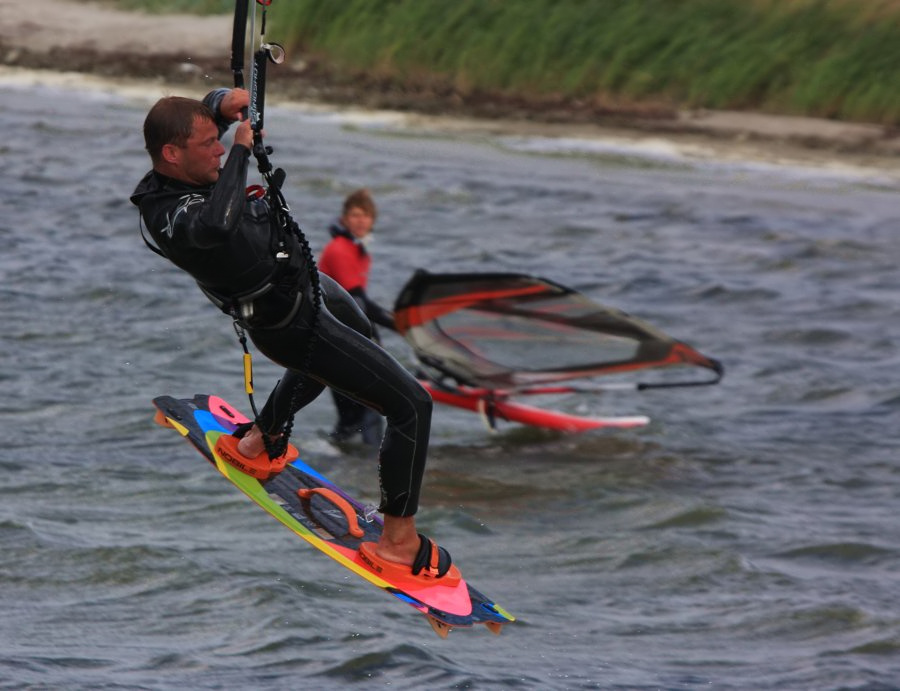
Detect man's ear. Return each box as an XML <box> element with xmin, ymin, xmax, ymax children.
<box><xmin>161</xmin><ymin>143</ymin><xmax>181</xmax><ymax>166</ymax></box>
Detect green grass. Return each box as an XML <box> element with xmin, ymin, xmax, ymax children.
<box><xmin>103</xmin><ymin>0</ymin><xmax>900</xmax><ymax>125</ymax></box>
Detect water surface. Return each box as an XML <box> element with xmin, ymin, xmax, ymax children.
<box><xmin>1</xmin><ymin>70</ymin><xmax>898</xmax><ymax>689</ymax></box>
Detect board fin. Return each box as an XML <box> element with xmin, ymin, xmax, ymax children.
<box><xmin>153</xmin><ymin>409</ymin><xmax>174</xmax><ymax>428</ymax></box>
<box><xmin>485</xmin><ymin>621</ymin><xmax>504</xmax><ymax>635</ymax></box>
<box><xmin>427</xmin><ymin>615</ymin><xmax>452</xmax><ymax>638</ymax></box>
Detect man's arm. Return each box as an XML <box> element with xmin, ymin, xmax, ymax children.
<box><xmin>193</xmin><ymin>144</ymin><xmax>251</xmax><ymax>247</ymax></box>
<box><xmin>203</xmin><ymin>88</ymin><xmax>250</xmax><ymax>136</ymax></box>
<box><xmin>175</xmin><ymin>117</ymin><xmax>255</xmax><ymax>249</ymax></box>
<box><xmin>350</xmin><ymin>287</ymin><xmax>396</xmax><ymax>331</ymax></box>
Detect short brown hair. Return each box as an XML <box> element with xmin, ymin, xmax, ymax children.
<box><xmin>143</xmin><ymin>96</ymin><xmax>215</xmax><ymax>165</ymax></box>
<box><xmin>343</xmin><ymin>188</ymin><xmax>377</xmax><ymax>220</ymax></box>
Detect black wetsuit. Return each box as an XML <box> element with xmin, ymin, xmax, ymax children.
<box><xmin>129</xmin><ymin>90</ymin><xmax>431</xmax><ymax>518</ymax></box>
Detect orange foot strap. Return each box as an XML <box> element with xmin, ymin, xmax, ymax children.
<box><xmin>214</xmin><ymin>433</ymin><xmax>298</xmax><ymax>481</ymax></box>
<box><xmin>356</xmin><ymin>536</ymin><xmax>461</xmax><ymax>587</ymax></box>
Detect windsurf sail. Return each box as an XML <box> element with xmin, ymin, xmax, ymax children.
<box><xmin>393</xmin><ymin>270</ymin><xmax>723</xmax><ymax>392</ymax></box>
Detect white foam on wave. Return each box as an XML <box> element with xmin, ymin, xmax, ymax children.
<box><xmin>498</xmin><ymin>134</ymin><xmax>713</xmax><ymax>165</ymax></box>
<box><xmin>276</xmin><ymin>101</ymin><xmax>410</xmax><ymax>130</ymax></box>
<box><xmin>5</xmin><ymin>64</ymin><xmax>898</xmax><ymax>189</ymax></box>
<box><xmin>0</xmin><ymin>66</ymin><xmax>168</xmax><ymax>103</ymax></box>
<box><xmin>495</xmin><ymin>133</ymin><xmax>900</xmax><ymax>190</ymax></box>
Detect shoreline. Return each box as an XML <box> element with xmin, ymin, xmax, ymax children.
<box><xmin>4</xmin><ymin>0</ymin><xmax>900</xmax><ymax>171</ymax></box>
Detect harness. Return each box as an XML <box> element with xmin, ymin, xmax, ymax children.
<box><xmin>139</xmin><ymin>182</ymin><xmax>302</xmax><ymax>330</ymax></box>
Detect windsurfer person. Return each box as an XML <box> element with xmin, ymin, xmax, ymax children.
<box><xmin>130</xmin><ymin>88</ymin><xmax>451</xmax><ymax>579</ymax></box>
<box><xmin>318</xmin><ymin>189</ymin><xmax>395</xmax><ymax>447</ymax></box>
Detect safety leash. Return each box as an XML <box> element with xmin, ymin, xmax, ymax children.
<box><xmin>232</xmin><ymin>319</ymin><xmax>261</xmax><ymax>421</ymax></box>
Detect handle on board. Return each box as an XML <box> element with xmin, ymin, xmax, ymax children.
<box><xmin>297</xmin><ymin>487</ymin><xmax>365</xmax><ymax>538</ymax></box>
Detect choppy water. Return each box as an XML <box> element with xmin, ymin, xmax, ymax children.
<box><xmin>2</xmin><ymin>69</ymin><xmax>899</xmax><ymax>690</ymax></box>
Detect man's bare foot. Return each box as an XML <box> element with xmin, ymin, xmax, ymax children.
<box><xmin>237</xmin><ymin>425</ymin><xmax>266</xmax><ymax>458</ymax></box>
<box><xmin>375</xmin><ymin>515</ymin><xmax>420</xmax><ymax>566</ymax></box>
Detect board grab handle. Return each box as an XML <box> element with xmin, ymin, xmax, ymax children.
<box><xmin>297</xmin><ymin>487</ymin><xmax>365</xmax><ymax>538</ymax></box>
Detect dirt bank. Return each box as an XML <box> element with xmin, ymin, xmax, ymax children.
<box><xmin>4</xmin><ymin>0</ymin><xmax>900</xmax><ymax>168</ymax></box>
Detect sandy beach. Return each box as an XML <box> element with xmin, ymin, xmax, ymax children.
<box><xmin>3</xmin><ymin>0</ymin><xmax>900</xmax><ymax>170</ymax></box>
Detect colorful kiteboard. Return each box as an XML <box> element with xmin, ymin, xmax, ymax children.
<box><xmin>151</xmin><ymin>394</ymin><xmax>514</xmax><ymax>638</ymax></box>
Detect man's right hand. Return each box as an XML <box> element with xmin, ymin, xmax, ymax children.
<box><xmin>234</xmin><ymin>119</ymin><xmax>254</xmax><ymax>150</ymax></box>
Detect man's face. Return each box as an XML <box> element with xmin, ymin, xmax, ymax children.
<box><xmin>169</xmin><ymin>116</ymin><xmax>226</xmax><ymax>186</ymax></box>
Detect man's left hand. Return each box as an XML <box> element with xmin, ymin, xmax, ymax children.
<box><xmin>221</xmin><ymin>88</ymin><xmax>251</xmax><ymax>122</ymax></box>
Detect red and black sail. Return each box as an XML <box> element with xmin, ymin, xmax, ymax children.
<box><xmin>394</xmin><ymin>270</ymin><xmax>723</xmax><ymax>391</ymax></box>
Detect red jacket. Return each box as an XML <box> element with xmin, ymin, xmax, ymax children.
<box><xmin>319</xmin><ymin>225</ymin><xmax>394</xmax><ymax>330</ymax></box>
<box><xmin>319</xmin><ymin>234</ymin><xmax>370</xmax><ymax>293</ymax></box>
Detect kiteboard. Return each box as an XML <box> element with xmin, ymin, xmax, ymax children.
<box><xmin>152</xmin><ymin>394</ymin><xmax>515</xmax><ymax>638</ymax></box>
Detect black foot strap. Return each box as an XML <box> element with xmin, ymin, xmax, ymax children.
<box><xmin>411</xmin><ymin>533</ymin><xmax>453</xmax><ymax>578</ymax></box>
<box><xmin>232</xmin><ymin>421</ymin><xmax>254</xmax><ymax>439</ymax></box>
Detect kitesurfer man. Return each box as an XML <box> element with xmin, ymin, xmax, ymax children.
<box><xmin>318</xmin><ymin>189</ymin><xmax>395</xmax><ymax>448</ymax></box>
<box><xmin>130</xmin><ymin>88</ymin><xmax>451</xmax><ymax>579</ymax></box>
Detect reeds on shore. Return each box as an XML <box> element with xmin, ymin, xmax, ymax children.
<box><xmin>105</xmin><ymin>0</ymin><xmax>900</xmax><ymax>125</ymax></box>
